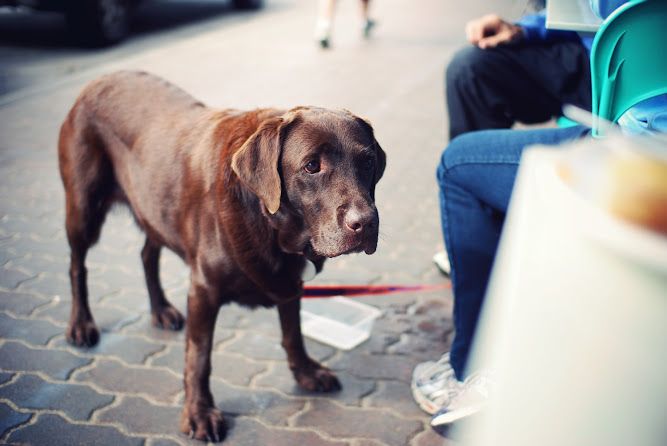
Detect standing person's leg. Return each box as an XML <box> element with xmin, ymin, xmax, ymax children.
<box><xmin>315</xmin><ymin>0</ymin><xmax>336</xmax><ymax>48</ymax></box>
<box><xmin>440</xmin><ymin>125</ymin><xmax>590</xmax><ymax>381</ymax></box>
<box><xmin>446</xmin><ymin>40</ymin><xmax>591</xmax><ymax>139</ymax></box>
<box><xmin>359</xmin><ymin>0</ymin><xmax>375</xmax><ymax>37</ymax></box>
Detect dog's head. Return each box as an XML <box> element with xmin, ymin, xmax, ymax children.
<box><xmin>232</xmin><ymin>106</ymin><xmax>386</xmax><ymax>258</ymax></box>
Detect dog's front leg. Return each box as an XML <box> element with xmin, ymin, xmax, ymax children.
<box><xmin>278</xmin><ymin>298</ymin><xmax>341</xmax><ymax>392</ymax></box>
<box><xmin>180</xmin><ymin>281</ymin><xmax>226</xmax><ymax>442</ymax></box>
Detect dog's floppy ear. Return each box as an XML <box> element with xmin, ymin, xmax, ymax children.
<box><xmin>354</xmin><ymin>115</ymin><xmax>386</xmax><ymax>197</ymax></box>
<box><xmin>232</xmin><ymin>118</ymin><xmax>283</xmax><ymax>214</ymax></box>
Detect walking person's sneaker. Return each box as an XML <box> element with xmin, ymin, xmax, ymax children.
<box><xmin>314</xmin><ymin>20</ymin><xmax>331</xmax><ymax>48</ymax></box>
<box><xmin>430</xmin><ymin>369</ymin><xmax>495</xmax><ymax>434</ymax></box>
<box><xmin>411</xmin><ymin>353</ymin><xmax>463</xmax><ymax>415</ymax></box>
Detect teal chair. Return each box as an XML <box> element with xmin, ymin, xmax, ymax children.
<box><xmin>590</xmin><ymin>0</ymin><xmax>667</xmax><ymax>137</ymax></box>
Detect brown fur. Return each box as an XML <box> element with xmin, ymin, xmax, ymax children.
<box><xmin>58</xmin><ymin>70</ymin><xmax>386</xmax><ymax>442</ymax></box>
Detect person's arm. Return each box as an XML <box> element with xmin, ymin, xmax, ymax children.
<box><xmin>464</xmin><ymin>9</ymin><xmax>580</xmax><ymax>50</ymax></box>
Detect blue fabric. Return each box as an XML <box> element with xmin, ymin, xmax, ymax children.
<box><xmin>619</xmin><ymin>95</ymin><xmax>667</xmax><ymax>136</ymax></box>
<box><xmin>441</xmin><ymin>0</ymin><xmax>666</xmax><ymax>380</ymax></box>
<box><xmin>517</xmin><ymin>0</ymin><xmax>627</xmax><ymax>51</ymax></box>
<box><xmin>516</xmin><ymin>10</ymin><xmax>581</xmax><ymax>43</ymax></box>
<box><xmin>438</xmin><ymin>125</ymin><xmax>590</xmax><ymax>379</ymax></box>
<box><xmin>517</xmin><ymin>0</ymin><xmax>666</xmax><ymax>134</ymax></box>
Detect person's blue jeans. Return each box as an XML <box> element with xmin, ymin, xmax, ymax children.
<box><xmin>438</xmin><ymin>125</ymin><xmax>591</xmax><ymax>380</ymax></box>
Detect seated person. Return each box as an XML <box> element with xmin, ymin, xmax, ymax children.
<box><xmin>414</xmin><ymin>0</ymin><xmax>667</xmax><ymax>433</ymax></box>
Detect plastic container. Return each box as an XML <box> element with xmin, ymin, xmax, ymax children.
<box><xmin>300</xmin><ymin>296</ymin><xmax>382</xmax><ymax>350</ymax></box>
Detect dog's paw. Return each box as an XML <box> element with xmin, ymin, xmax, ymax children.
<box><xmin>66</xmin><ymin>320</ymin><xmax>100</xmax><ymax>347</ymax></box>
<box><xmin>293</xmin><ymin>362</ymin><xmax>342</xmax><ymax>392</ymax></box>
<box><xmin>180</xmin><ymin>406</ymin><xmax>227</xmax><ymax>443</ymax></box>
<box><xmin>152</xmin><ymin>305</ymin><xmax>185</xmax><ymax>331</ymax></box>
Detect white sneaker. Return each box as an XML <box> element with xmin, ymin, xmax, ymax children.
<box><xmin>430</xmin><ymin>369</ymin><xmax>495</xmax><ymax>427</ymax></box>
<box><xmin>411</xmin><ymin>353</ymin><xmax>463</xmax><ymax>415</ymax></box>
<box><xmin>314</xmin><ymin>20</ymin><xmax>331</xmax><ymax>48</ymax></box>
<box><xmin>433</xmin><ymin>251</ymin><xmax>451</xmax><ymax>276</ymax></box>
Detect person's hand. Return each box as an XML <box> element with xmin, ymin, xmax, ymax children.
<box><xmin>465</xmin><ymin>14</ymin><xmax>526</xmax><ymax>49</ymax></box>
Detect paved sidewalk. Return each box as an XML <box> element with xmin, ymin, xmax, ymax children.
<box><xmin>0</xmin><ymin>0</ymin><xmax>525</xmax><ymax>444</ymax></box>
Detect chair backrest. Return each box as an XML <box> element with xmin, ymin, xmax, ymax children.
<box><xmin>590</xmin><ymin>0</ymin><xmax>667</xmax><ymax>137</ymax></box>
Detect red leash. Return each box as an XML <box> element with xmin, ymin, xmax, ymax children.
<box><xmin>302</xmin><ymin>283</ymin><xmax>451</xmax><ymax>298</ymax></box>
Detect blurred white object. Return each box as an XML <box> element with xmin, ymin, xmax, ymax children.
<box><xmin>301</xmin><ymin>296</ymin><xmax>381</xmax><ymax>350</ymax></box>
<box><xmin>461</xmin><ymin>134</ymin><xmax>667</xmax><ymax>446</ymax></box>
<box><xmin>433</xmin><ymin>250</ymin><xmax>451</xmax><ymax>276</ymax></box>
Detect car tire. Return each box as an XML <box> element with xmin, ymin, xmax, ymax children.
<box><xmin>232</xmin><ymin>0</ymin><xmax>264</xmax><ymax>10</ymax></box>
<box><xmin>66</xmin><ymin>0</ymin><xmax>132</xmax><ymax>46</ymax></box>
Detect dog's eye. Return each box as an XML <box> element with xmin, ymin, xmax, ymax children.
<box><xmin>304</xmin><ymin>160</ymin><xmax>320</xmax><ymax>174</ymax></box>
<box><xmin>362</xmin><ymin>157</ymin><xmax>375</xmax><ymax>171</ymax></box>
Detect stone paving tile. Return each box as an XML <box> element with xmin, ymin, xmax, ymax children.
<box><xmin>0</xmin><ymin>290</ymin><xmax>51</xmax><ymax>316</ymax></box>
<box><xmin>224</xmin><ymin>417</ymin><xmax>348</xmax><ymax>446</ymax></box>
<box><xmin>253</xmin><ymin>364</ymin><xmax>376</xmax><ymax>407</ymax></box>
<box><xmin>51</xmin><ymin>333</ymin><xmax>166</xmax><ymax>365</ymax></box>
<box><xmin>1</xmin><ymin>234</ymin><xmax>69</xmax><ymax>262</ymax></box>
<box><xmin>152</xmin><ymin>345</ymin><xmax>268</xmax><ymax>387</ymax></box>
<box><xmin>96</xmin><ymin>395</ymin><xmax>182</xmax><ymax>437</ymax></box>
<box><xmin>0</xmin><ymin>372</ymin><xmax>13</xmax><ymax>385</ymax></box>
<box><xmin>294</xmin><ymin>399</ymin><xmax>423</xmax><ymax>446</ymax></box>
<box><xmin>123</xmin><ymin>312</ymin><xmax>189</xmax><ymax>344</ymax></box>
<box><xmin>222</xmin><ymin>331</ymin><xmax>289</xmax><ymax>362</ymax></box>
<box><xmin>328</xmin><ymin>352</ymin><xmax>417</xmax><ymax>383</ymax></box>
<box><xmin>0</xmin><ymin>215</ymin><xmax>60</xmax><ymax>240</ymax></box>
<box><xmin>0</xmin><ymin>341</ymin><xmax>92</xmax><ymax>380</ymax></box>
<box><xmin>17</xmin><ymin>272</ymin><xmax>73</xmax><ymax>299</ymax></box>
<box><xmin>8</xmin><ymin>253</ymin><xmax>69</xmax><ymax>278</ymax></box>
<box><xmin>0</xmin><ymin>373</ymin><xmax>114</xmax><ymax>421</ymax></box>
<box><xmin>364</xmin><ymin>380</ymin><xmax>426</xmax><ymax>418</ymax></box>
<box><xmin>0</xmin><ymin>267</ymin><xmax>36</xmax><ymax>290</ymax></box>
<box><xmin>215</xmin><ymin>303</ymin><xmax>279</xmax><ymax>332</ymax></box>
<box><xmin>73</xmin><ymin>357</ymin><xmax>182</xmax><ymax>404</ymax></box>
<box><xmin>35</xmin><ymin>298</ymin><xmax>142</xmax><ymax>334</ymax></box>
<box><xmin>4</xmin><ymin>413</ymin><xmax>144</xmax><ymax>446</ymax></box>
<box><xmin>0</xmin><ymin>312</ymin><xmax>63</xmax><ymax>346</ymax></box>
<box><xmin>0</xmin><ymin>250</ymin><xmax>19</xmax><ymax>267</ymax></box>
<box><xmin>148</xmin><ymin>438</ymin><xmax>185</xmax><ymax>446</ymax></box>
<box><xmin>0</xmin><ymin>402</ymin><xmax>33</xmax><ymax>438</ymax></box>
<box><xmin>411</xmin><ymin>429</ymin><xmax>462</xmax><ymax>446</ymax></box>
<box><xmin>94</xmin><ymin>285</ymin><xmax>159</xmax><ymax>311</ymax></box>
<box><xmin>208</xmin><ymin>379</ymin><xmax>306</xmax><ymax>427</ymax></box>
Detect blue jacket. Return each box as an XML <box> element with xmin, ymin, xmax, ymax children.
<box><xmin>516</xmin><ymin>0</ymin><xmax>666</xmax><ymax>135</ymax></box>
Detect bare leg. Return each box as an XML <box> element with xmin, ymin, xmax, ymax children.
<box><xmin>360</xmin><ymin>0</ymin><xmax>374</xmax><ymax>38</ymax></box>
<box><xmin>314</xmin><ymin>0</ymin><xmax>336</xmax><ymax>47</ymax></box>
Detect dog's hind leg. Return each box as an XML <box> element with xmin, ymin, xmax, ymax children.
<box><xmin>59</xmin><ymin>120</ymin><xmax>116</xmax><ymax>347</ymax></box>
<box><xmin>141</xmin><ymin>239</ymin><xmax>185</xmax><ymax>330</ymax></box>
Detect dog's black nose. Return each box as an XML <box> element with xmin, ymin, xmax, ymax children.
<box><xmin>344</xmin><ymin>209</ymin><xmax>376</xmax><ymax>234</ymax></box>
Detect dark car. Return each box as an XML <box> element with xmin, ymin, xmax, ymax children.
<box><xmin>0</xmin><ymin>0</ymin><xmax>263</xmax><ymax>46</ymax></box>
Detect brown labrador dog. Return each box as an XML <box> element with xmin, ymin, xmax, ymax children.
<box><xmin>57</xmin><ymin>70</ymin><xmax>385</xmax><ymax>442</ymax></box>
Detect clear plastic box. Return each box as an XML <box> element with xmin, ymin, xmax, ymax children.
<box><xmin>300</xmin><ymin>296</ymin><xmax>382</xmax><ymax>350</ymax></box>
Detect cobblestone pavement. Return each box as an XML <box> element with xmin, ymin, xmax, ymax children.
<box><xmin>0</xmin><ymin>0</ymin><xmax>525</xmax><ymax>444</ymax></box>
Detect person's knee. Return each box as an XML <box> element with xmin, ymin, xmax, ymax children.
<box><xmin>446</xmin><ymin>46</ymin><xmax>487</xmax><ymax>90</ymax></box>
<box><xmin>437</xmin><ymin>133</ymin><xmax>478</xmax><ymax>185</ymax></box>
